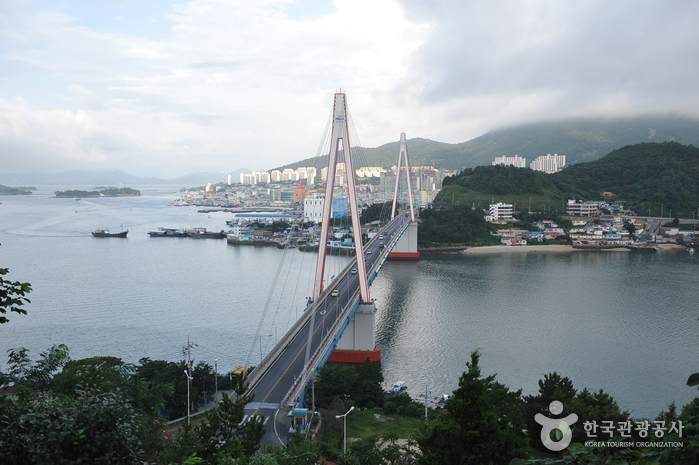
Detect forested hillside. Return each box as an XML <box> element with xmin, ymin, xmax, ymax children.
<box><xmin>276</xmin><ymin>115</ymin><xmax>699</xmax><ymax>172</ymax></box>
<box><xmin>438</xmin><ymin>141</ymin><xmax>699</xmax><ymax>217</ymax></box>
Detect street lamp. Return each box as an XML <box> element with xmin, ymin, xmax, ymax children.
<box><xmin>214</xmin><ymin>360</ymin><xmax>218</xmax><ymax>404</ymax></box>
<box><xmin>184</xmin><ymin>369</ymin><xmax>193</xmax><ymax>425</ymax></box>
<box><xmin>335</xmin><ymin>406</ymin><xmax>355</xmax><ymax>456</ymax></box>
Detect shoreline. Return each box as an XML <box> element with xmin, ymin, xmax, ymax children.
<box><xmin>459</xmin><ymin>243</ymin><xmax>685</xmax><ymax>256</ymax></box>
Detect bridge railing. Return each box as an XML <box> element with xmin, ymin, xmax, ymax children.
<box><xmin>280</xmin><ymin>216</ymin><xmax>412</xmax><ymax>407</ymax></box>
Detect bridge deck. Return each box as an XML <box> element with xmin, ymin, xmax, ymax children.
<box><xmin>239</xmin><ymin>214</ymin><xmax>413</xmax><ymax>444</ymax></box>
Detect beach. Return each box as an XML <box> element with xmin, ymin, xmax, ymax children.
<box><xmin>461</xmin><ymin>243</ymin><xmax>685</xmax><ymax>255</ymax></box>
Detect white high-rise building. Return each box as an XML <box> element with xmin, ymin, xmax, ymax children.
<box><xmin>530</xmin><ymin>154</ymin><xmax>566</xmax><ymax>173</ymax></box>
<box><xmin>227</xmin><ymin>175</ymin><xmax>232</xmax><ymax>185</ymax></box>
<box><xmin>492</xmin><ymin>155</ymin><xmax>527</xmax><ymax>168</ymax></box>
<box><xmin>270</xmin><ymin>170</ymin><xmax>282</xmax><ymax>182</ymax></box>
<box><xmin>488</xmin><ymin>202</ymin><xmax>513</xmax><ymax>222</ymax></box>
<box><xmin>303</xmin><ymin>193</ymin><xmax>325</xmax><ymax>222</ymax></box>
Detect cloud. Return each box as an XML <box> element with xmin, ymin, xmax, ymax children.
<box><xmin>395</xmin><ymin>0</ymin><xmax>699</xmax><ymax>139</ymax></box>
<box><xmin>1</xmin><ymin>0</ymin><xmax>698</xmax><ymax>177</ymax></box>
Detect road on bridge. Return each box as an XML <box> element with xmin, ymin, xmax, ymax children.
<box><xmin>238</xmin><ymin>214</ymin><xmax>412</xmax><ymax>445</ymax></box>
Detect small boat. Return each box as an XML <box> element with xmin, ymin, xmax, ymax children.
<box><xmin>92</xmin><ymin>227</ymin><xmax>128</xmax><ymax>238</ymax></box>
<box><xmin>387</xmin><ymin>380</ymin><xmax>408</xmax><ymax>395</ymax></box>
<box><xmin>435</xmin><ymin>394</ymin><xmax>451</xmax><ymax>408</ymax></box>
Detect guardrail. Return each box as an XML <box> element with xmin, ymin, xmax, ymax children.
<box><xmin>280</xmin><ymin>216</ymin><xmax>412</xmax><ymax>407</ymax></box>
<box><xmin>244</xmin><ymin>215</ymin><xmax>411</xmax><ymax>403</ymax></box>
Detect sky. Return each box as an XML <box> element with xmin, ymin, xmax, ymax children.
<box><xmin>1</xmin><ymin>0</ymin><xmax>698</xmax><ymax>179</ymax></box>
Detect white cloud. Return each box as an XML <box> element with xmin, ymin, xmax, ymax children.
<box><xmin>1</xmin><ymin>0</ymin><xmax>698</xmax><ymax>177</ymax></box>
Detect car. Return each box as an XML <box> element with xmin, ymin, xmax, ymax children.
<box><xmin>331</xmin><ymin>289</ymin><xmax>339</xmax><ymax>297</ymax></box>
<box><xmin>379</xmin><ymin>243</ymin><xmax>384</xmax><ymax>248</ymax></box>
<box><xmin>351</xmin><ymin>268</ymin><xmax>357</xmax><ymax>274</ymax></box>
<box><xmin>379</xmin><ymin>235</ymin><xmax>384</xmax><ymax>239</ymax></box>
<box><xmin>366</xmin><ymin>250</ymin><xmax>372</xmax><ymax>254</ymax></box>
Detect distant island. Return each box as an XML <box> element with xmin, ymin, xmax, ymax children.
<box><xmin>54</xmin><ymin>187</ymin><xmax>140</xmax><ymax>197</ymax></box>
<box><xmin>0</xmin><ymin>184</ymin><xmax>34</xmax><ymax>195</ymax></box>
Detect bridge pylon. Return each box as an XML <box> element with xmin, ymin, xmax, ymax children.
<box><xmin>312</xmin><ymin>91</ymin><xmax>369</xmax><ymax>303</ymax></box>
<box><xmin>389</xmin><ymin>133</ymin><xmax>420</xmax><ymax>260</ymax></box>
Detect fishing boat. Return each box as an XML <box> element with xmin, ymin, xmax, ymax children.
<box><xmin>92</xmin><ymin>226</ymin><xmax>128</xmax><ymax>238</ymax></box>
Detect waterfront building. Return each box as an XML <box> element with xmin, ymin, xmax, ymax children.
<box><xmin>567</xmin><ymin>199</ymin><xmax>599</xmax><ymax>216</ymax></box>
<box><xmin>488</xmin><ymin>202</ymin><xmax>513</xmax><ymax>222</ymax></box>
<box><xmin>302</xmin><ymin>193</ymin><xmax>349</xmax><ymax>222</ymax></box>
<box><xmin>492</xmin><ymin>155</ymin><xmax>527</xmax><ymax>168</ymax></box>
<box><xmin>530</xmin><ymin>153</ymin><xmax>566</xmax><ymax>173</ymax></box>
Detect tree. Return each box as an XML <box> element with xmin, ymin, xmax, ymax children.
<box><xmin>0</xmin><ymin>386</ymin><xmax>142</xmax><ymax>465</ymax></box>
<box><xmin>0</xmin><ymin>268</ymin><xmax>31</xmax><ymax>324</ymax></box>
<box><xmin>417</xmin><ymin>350</ymin><xmax>530</xmax><ymax>464</ymax></box>
<box><xmin>524</xmin><ymin>373</ymin><xmax>629</xmax><ymax>450</ymax></box>
<box><xmin>2</xmin><ymin>344</ymin><xmax>70</xmax><ymax>396</ymax></box>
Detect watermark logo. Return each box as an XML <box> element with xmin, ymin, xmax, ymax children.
<box><xmin>535</xmin><ymin>400</ymin><xmax>578</xmax><ymax>451</ymax></box>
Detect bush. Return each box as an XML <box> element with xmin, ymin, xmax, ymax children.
<box><xmin>396</xmin><ymin>406</ymin><xmax>405</xmax><ymax>416</ymax></box>
<box><xmin>383</xmin><ymin>401</ymin><xmax>396</xmax><ymax>414</ymax></box>
<box><xmin>365</xmin><ymin>401</ymin><xmax>375</xmax><ymax>410</ymax></box>
<box><xmin>404</xmin><ymin>404</ymin><xmax>418</xmax><ymax>417</ymax></box>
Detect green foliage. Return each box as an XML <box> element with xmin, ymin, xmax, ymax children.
<box><xmin>438</xmin><ymin>141</ymin><xmax>699</xmax><ymax>218</ymax></box>
<box><xmin>418</xmin><ymin>205</ymin><xmax>500</xmax><ymax>247</ymax></box>
<box><xmin>0</xmin><ymin>387</ymin><xmax>142</xmax><ymax>465</ymax></box>
<box><xmin>315</xmin><ymin>359</ymin><xmax>384</xmax><ymax>409</ymax></box>
<box><xmin>0</xmin><ymin>184</ymin><xmax>32</xmax><ymax>195</ymax></box>
<box><xmin>360</xmin><ymin>201</ymin><xmax>394</xmax><ymax>224</ymax></box>
<box><xmin>417</xmin><ymin>350</ymin><xmax>530</xmax><ymax>465</ymax></box>
<box><xmin>524</xmin><ymin>372</ymin><xmax>630</xmax><ymax>451</ymax></box>
<box><xmin>137</xmin><ymin>357</ymin><xmax>216</xmax><ymax>419</ymax></box>
<box><xmin>265</xmin><ymin>221</ymin><xmax>290</xmax><ymax>233</ymax></box>
<box><xmin>383</xmin><ymin>401</ymin><xmax>396</xmax><ymax>414</ymax></box>
<box><xmin>0</xmin><ymin>268</ymin><xmax>32</xmax><ymax>324</ymax></box>
<box><xmin>276</xmin><ymin>115</ymin><xmax>699</xmax><ymax>171</ymax></box>
<box><xmin>53</xmin><ymin>187</ymin><xmax>140</xmax><ymax>197</ymax></box>
<box><xmin>52</xmin><ymin>356</ymin><xmax>174</xmax><ymax>416</ymax></box>
<box><xmin>346</xmin><ymin>435</ymin><xmax>405</xmax><ymax>465</ymax></box>
<box><xmin>3</xmin><ymin>344</ymin><xmax>70</xmax><ymax>396</ymax></box>
<box><xmin>417</xmin><ymin>351</ymin><xmax>529</xmax><ymax>464</ymax></box>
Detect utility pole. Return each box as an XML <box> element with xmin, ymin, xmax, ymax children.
<box><xmin>183</xmin><ymin>337</ymin><xmax>197</xmax><ymax>424</ymax></box>
<box><xmin>424</xmin><ymin>384</ymin><xmax>429</xmax><ymax>426</ymax></box>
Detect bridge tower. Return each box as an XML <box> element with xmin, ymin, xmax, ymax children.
<box><xmin>389</xmin><ymin>133</ymin><xmax>420</xmax><ymax>260</ymax></box>
<box><xmin>314</xmin><ymin>91</ymin><xmax>380</xmax><ymax>363</ymax></box>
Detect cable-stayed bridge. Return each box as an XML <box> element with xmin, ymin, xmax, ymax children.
<box><xmin>237</xmin><ymin>91</ymin><xmax>419</xmax><ymax>444</ymax></box>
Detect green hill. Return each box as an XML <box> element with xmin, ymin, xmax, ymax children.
<box><xmin>438</xmin><ymin>141</ymin><xmax>699</xmax><ymax>218</ymax></box>
<box><xmin>276</xmin><ymin>114</ymin><xmax>699</xmax><ymax>172</ymax></box>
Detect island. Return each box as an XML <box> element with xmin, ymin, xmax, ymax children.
<box><xmin>0</xmin><ymin>184</ymin><xmax>34</xmax><ymax>195</ymax></box>
<box><xmin>54</xmin><ymin>187</ymin><xmax>140</xmax><ymax>197</ymax></box>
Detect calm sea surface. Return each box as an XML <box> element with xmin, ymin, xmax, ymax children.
<box><xmin>1</xmin><ymin>188</ymin><xmax>698</xmax><ymax>419</ymax></box>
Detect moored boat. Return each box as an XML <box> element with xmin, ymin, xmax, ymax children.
<box><xmin>186</xmin><ymin>228</ymin><xmax>226</xmax><ymax>239</ymax></box>
<box><xmin>148</xmin><ymin>228</ymin><xmax>187</xmax><ymax>237</ymax></box>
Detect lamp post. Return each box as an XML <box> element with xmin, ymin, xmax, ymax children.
<box><xmin>214</xmin><ymin>359</ymin><xmax>218</xmax><ymax>404</ymax></box>
<box><xmin>184</xmin><ymin>369</ymin><xmax>193</xmax><ymax>425</ymax></box>
<box><xmin>335</xmin><ymin>406</ymin><xmax>355</xmax><ymax>456</ymax></box>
